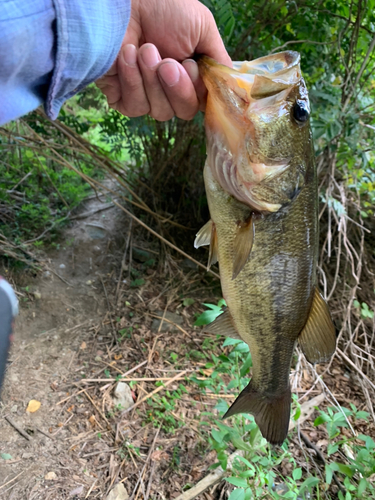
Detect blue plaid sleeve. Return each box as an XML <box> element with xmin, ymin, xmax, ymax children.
<box><xmin>0</xmin><ymin>0</ymin><xmax>131</xmax><ymax>125</ymax></box>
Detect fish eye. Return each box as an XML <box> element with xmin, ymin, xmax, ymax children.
<box><xmin>293</xmin><ymin>100</ymin><xmax>310</xmax><ymax>123</ymax></box>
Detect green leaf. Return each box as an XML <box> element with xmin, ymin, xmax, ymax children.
<box><xmin>226</xmin><ymin>477</ymin><xmax>249</xmax><ymax>488</ymax></box>
<box><xmin>222</xmin><ymin>337</ymin><xmax>242</xmax><ymax>347</ymax></box>
<box><xmin>357</xmin><ymin>478</ymin><xmax>368</xmax><ymax>496</ymax></box>
<box><xmin>299</xmin><ymin>476</ymin><xmax>319</xmax><ymax>492</ymax></box>
<box><xmin>215</xmin><ymin>399</ymin><xmax>229</xmax><ymax>414</ymax></box>
<box><xmin>292</xmin><ymin>468</ymin><xmax>302</xmax><ymax>481</ymax></box>
<box><xmin>228</xmin><ymin>488</ymin><xmax>245</xmax><ymax>500</ymax></box>
<box><xmin>314</xmin><ymin>414</ymin><xmax>331</xmax><ymax>426</ymax></box>
<box><xmin>327</xmin><ymin>443</ymin><xmax>339</xmax><ymax>456</ymax></box>
<box><xmin>183</xmin><ymin>298</ymin><xmax>195</xmax><ymax>307</ymax></box>
<box><xmin>335</xmin><ymin>463</ymin><xmax>354</xmax><ymax>477</ymax></box>
<box><xmin>1</xmin><ymin>453</ymin><xmax>12</xmax><ymax>460</ymax></box>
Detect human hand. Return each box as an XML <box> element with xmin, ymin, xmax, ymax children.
<box><xmin>96</xmin><ymin>0</ymin><xmax>231</xmax><ymax>121</ymax></box>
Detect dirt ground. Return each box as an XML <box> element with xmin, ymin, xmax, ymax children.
<box><xmin>0</xmin><ymin>193</ymin><xmax>373</xmax><ymax>500</ymax></box>
<box><xmin>0</xmin><ymin>194</ymin><xmax>130</xmax><ymax>498</ymax></box>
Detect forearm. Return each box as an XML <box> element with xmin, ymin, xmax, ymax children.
<box><xmin>0</xmin><ymin>0</ymin><xmax>131</xmax><ymax>125</ymax></box>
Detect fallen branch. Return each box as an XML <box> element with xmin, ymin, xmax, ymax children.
<box><xmin>4</xmin><ymin>415</ymin><xmax>31</xmax><ymax>441</ymax></box>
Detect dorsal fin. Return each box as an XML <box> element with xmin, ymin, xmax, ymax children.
<box><xmin>232</xmin><ymin>215</ymin><xmax>255</xmax><ymax>280</ymax></box>
<box><xmin>203</xmin><ymin>310</ymin><xmax>240</xmax><ymax>339</ymax></box>
<box><xmin>298</xmin><ymin>289</ymin><xmax>336</xmax><ymax>364</ymax></box>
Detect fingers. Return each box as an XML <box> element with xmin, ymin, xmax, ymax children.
<box><xmin>114</xmin><ymin>44</ymin><xmax>151</xmax><ymax>116</ymax></box>
<box><xmin>197</xmin><ymin>5</ymin><xmax>232</xmax><ymax>68</ymax></box>
<box><xmin>157</xmin><ymin>59</ymin><xmax>199</xmax><ymax>120</ymax></box>
<box><xmin>137</xmin><ymin>44</ymin><xmax>175</xmax><ymax>121</ymax></box>
<box><xmin>114</xmin><ymin>43</ymin><xmax>201</xmax><ymax>121</ymax></box>
<box><xmin>182</xmin><ymin>59</ymin><xmax>207</xmax><ymax>112</ymax></box>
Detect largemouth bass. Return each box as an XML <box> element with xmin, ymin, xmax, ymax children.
<box><xmin>195</xmin><ymin>52</ymin><xmax>336</xmax><ymax>445</ymax></box>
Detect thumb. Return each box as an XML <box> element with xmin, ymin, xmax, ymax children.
<box><xmin>196</xmin><ymin>5</ymin><xmax>232</xmax><ymax>68</ymax></box>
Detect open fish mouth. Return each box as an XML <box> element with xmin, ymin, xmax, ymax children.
<box><xmin>198</xmin><ymin>52</ymin><xmax>308</xmax><ymax>213</ymax></box>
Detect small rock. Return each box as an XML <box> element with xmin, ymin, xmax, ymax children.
<box><xmin>85</xmin><ymin>223</ymin><xmax>107</xmax><ymax>240</ymax></box>
<box><xmin>94</xmin><ymin>356</ymin><xmax>102</xmax><ymax>362</ymax></box>
<box><xmin>42</xmin><ymin>271</ymin><xmax>51</xmax><ymax>278</ymax></box>
<box><xmin>86</xmin><ymin>280</ymin><xmax>92</xmax><ymax>285</ymax></box>
<box><xmin>10</xmin><ymin>405</ymin><xmax>18</xmax><ymax>413</ymax></box>
<box><xmin>106</xmin><ymin>484</ymin><xmax>129</xmax><ymax>500</ymax></box>
<box><xmin>45</xmin><ymin>471</ymin><xmax>57</xmax><ymax>480</ymax></box>
<box><xmin>22</xmin><ymin>452</ymin><xmax>33</xmax><ymax>459</ymax></box>
<box><xmin>59</xmin><ymin>264</ymin><xmax>66</xmax><ymax>270</ymax></box>
<box><xmin>33</xmin><ymin>291</ymin><xmax>42</xmax><ymax>300</ymax></box>
<box><xmin>151</xmin><ymin>311</ymin><xmax>184</xmax><ymax>333</ymax></box>
<box><xmin>113</xmin><ymin>382</ymin><xmax>134</xmax><ymax>411</ymax></box>
<box><xmin>69</xmin><ymin>485</ymin><xmax>84</xmax><ymax>497</ymax></box>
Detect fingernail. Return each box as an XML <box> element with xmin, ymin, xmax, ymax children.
<box><xmin>141</xmin><ymin>44</ymin><xmax>161</xmax><ymax>68</ymax></box>
<box><xmin>182</xmin><ymin>59</ymin><xmax>199</xmax><ymax>82</ymax></box>
<box><xmin>158</xmin><ymin>61</ymin><xmax>180</xmax><ymax>87</ymax></box>
<box><xmin>123</xmin><ymin>44</ymin><xmax>137</xmax><ymax>67</ymax></box>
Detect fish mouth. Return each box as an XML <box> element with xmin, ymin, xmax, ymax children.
<box><xmin>199</xmin><ymin>52</ymin><xmax>304</xmax><ymax>212</ymax></box>
<box><xmin>198</xmin><ymin>51</ymin><xmax>301</xmax><ymax>101</ymax></box>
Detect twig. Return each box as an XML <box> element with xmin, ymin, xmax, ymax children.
<box><xmin>336</xmin><ymin>347</ymin><xmax>375</xmax><ymax>391</ymax></box>
<box><xmin>0</xmin><ymin>471</ymin><xmax>24</xmax><ymax>491</ymax></box>
<box><xmin>36</xmin><ymin>427</ymin><xmax>54</xmax><ymax>440</ymax></box>
<box><xmin>145</xmin><ymin>461</ymin><xmax>156</xmax><ymax>500</ymax></box>
<box><xmin>129</xmin><ymin>427</ymin><xmax>160</xmax><ymax>500</ymax></box>
<box><xmin>116</xmin><ymin>219</ymin><xmax>133</xmax><ymax>301</ymax></box>
<box><xmin>4</xmin><ymin>415</ymin><xmax>31</xmax><ymax>441</ymax></box>
<box><xmin>70</xmin><ymin>203</ymin><xmax>114</xmax><ymax>220</ymax></box>
<box><xmin>112</xmin><ymin>200</ymin><xmax>220</xmax><ymax>279</ymax></box>
<box><xmin>300</xmin><ymin>431</ymin><xmax>345</xmax><ymax>494</ymax></box>
<box><xmin>121</xmin><ymin>370</ymin><xmax>189</xmax><ymax>416</ymax></box>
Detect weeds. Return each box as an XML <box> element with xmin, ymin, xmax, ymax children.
<box><xmin>190</xmin><ymin>302</ymin><xmax>375</xmax><ymax>499</ymax></box>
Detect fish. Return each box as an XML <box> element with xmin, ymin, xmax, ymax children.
<box><xmin>194</xmin><ymin>51</ymin><xmax>336</xmax><ymax>445</ymax></box>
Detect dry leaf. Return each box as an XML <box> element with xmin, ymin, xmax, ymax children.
<box><xmin>89</xmin><ymin>415</ymin><xmax>96</xmax><ymax>427</ymax></box>
<box><xmin>44</xmin><ymin>471</ymin><xmax>57</xmax><ymax>480</ymax></box>
<box><xmin>80</xmin><ymin>341</ymin><xmax>87</xmax><ymax>349</ymax></box>
<box><xmin>151</xmin><ymin>450</ymin><xmax>169</xmax><ymax>461</ymax></box>
<box><xmin>26</xmin><ymin>400</ymin><xmax>41</xmax><ymax>413</ymax></box>
<box><xmin>114</xmin><ymin>354</ymin><xmax>122</xmax><ymax>360</ymax></box>
<box><xmin>67</xmin><ymin>405</ymin><xmax>74</xmax><ymax>412</ymax></box>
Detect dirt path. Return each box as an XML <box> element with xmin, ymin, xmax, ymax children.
<box><xmin>0</xmin><ymin>194</ymin><xmax>128</xmax><ymax>499</ymax></box>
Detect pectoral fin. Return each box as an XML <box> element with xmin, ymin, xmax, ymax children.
<box><xmin>224</xmin><ymin>382</ymin><xmax>291</xmax><ymax>445</ymax></box>
<box><xmin>194</xmin><ymin>220</ymin><xmax>212</xmax><ymax>248</ymax></box>
<box><xmin>299</xmin><ymin>289</ymin><xmax>336</xmax><ymax>364</ymax></box>
<box><xmin>194</xmin><ymin>220</ymin><xmax>218</xmax><ymax>270</ymax></box>
<box><xmin>203</xmin><ymin>310</ymin><xmax>241</xmax><ymax>339</ymax></box>
<box><xmin>232</xmin><ymin>215</ymin><xmax>255</xmax><ymax>280</ymax></box>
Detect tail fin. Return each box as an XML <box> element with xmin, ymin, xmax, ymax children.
<box><xmin>224</xmin><ymin>382</ymin><xmax>291</xmax><ymax>445</ymax></box>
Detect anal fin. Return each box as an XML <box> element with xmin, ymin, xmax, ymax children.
<box><xmin>298</xmin><ymin>288</ymin><xmax>337</xmax><ymax>364</ymax></box>
<box><xmin>203</xmin><ymin>310</ymin><xmax>241</xmax><ymax>339</ymax></box>
<box><xmin>224</xmin><ymin>381</ymin><xmax>291</xmax><ymax>445</ymax></box>
<box><xmin>232</xmin><ymin>215</ymin><xmax>255</xmax><ymax>280</ymax></box>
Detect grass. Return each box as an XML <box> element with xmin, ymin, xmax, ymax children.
<box><xmin>186</xmin><ymin>302</ymin><xmax>375</xmax><ymax>500</ymax></box>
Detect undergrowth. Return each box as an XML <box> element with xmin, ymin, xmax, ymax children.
<box><xmin>188</xmin><ymin>301</ymin><xmax>375</xmax><ymax>500</ymax></box>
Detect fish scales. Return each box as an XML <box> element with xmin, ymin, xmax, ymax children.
<box><xmin>196</xmin><ymin>52</ymin><xmax>336</xmax><ymax>444</ymax></box>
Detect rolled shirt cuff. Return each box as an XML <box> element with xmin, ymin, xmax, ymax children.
<box><xmin>46</xmin><ymin>0</ymin><xmax>131</xmax><ymax>119</ymax></box>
